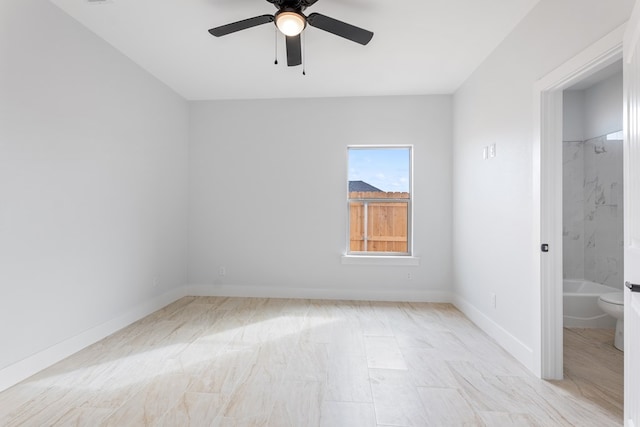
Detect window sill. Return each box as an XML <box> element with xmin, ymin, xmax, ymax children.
<box><xmin>341</xmin><ymin>255</ymin><xmax>420</xmax><ymax>266</ymax></box>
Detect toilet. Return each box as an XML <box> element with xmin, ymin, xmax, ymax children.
<box><xmin>597</xmin><ymin>292</ymin><xmax>624</xmax><ymax>351</ymax></box>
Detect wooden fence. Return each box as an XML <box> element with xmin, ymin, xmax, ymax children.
<box><xmin>349</xmin><ymin>191</ymin><xmax>409</xmax><ymax>253</ymax></box>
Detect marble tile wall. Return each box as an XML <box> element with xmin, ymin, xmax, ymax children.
<box><xmin>563</xmin><ymin>134</ymin><xmax>624</xmax><ymax>290</ymax></box>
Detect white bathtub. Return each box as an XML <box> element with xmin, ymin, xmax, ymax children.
<box><xmin>563</xmin><ymin>279</ymin><xmax>618</xmax><ymax>328</ymax></box>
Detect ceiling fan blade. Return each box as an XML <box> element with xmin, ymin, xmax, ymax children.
<box><xmin>208</xmin><ymin>14</ymin><xmax>274</xmax><ymax>37</ymax></box>
<box><xmin>307</xmin><ymin>13</ymin><xmax>373</xmax><ymax>45</ymax></box>
<box><xmin>286</xmin><ymin>34</ymin><xmax>302</xmax><ymax>66</ymax></box>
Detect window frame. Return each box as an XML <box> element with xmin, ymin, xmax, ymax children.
<box><xmin>346</xmin><ymin>145</ymin><xmax>413</xmax><ymax>257</ymax></box>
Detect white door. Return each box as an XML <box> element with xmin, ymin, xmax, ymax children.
<box><xmin>624</xmin><ymin>3</ymin><xmax>640</xmax><ymax>425</ymax></box>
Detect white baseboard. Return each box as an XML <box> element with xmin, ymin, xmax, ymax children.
<box><xmin>0</xmin><ymin>287</ymin><xmax>187</xmax><ymax>393</ymax></box>
<box><xmin>452</xmin><ymin>295</ymin><xmax>535</xmax><ymax>374</ymax></box>
<box><xmin>186</xmin><ymin>283</ymin><xmax>453</xmax><ymax>303</ymax></box>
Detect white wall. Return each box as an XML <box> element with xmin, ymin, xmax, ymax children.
<box><xmin>452</xmin><ymin>0</ymin><xmax>633</xmax><ymax>371</ymax></box>
<box><xmin>189</xmin><ymin>96</ymin><xmax>452</xmax><ymax>301</ymax></box>
<box><xmin>563</xmin><ymin>90</ymin><xmax>585</xmax><ymax>142</ymax></box>
<box><xmin>564</xmin><ymin>71</ymin><xmax>623</xmax><ymax>141</ymax></box>
<box><xmin>0</xmin><ymin>0</ymin><xmax>189</xmax><ymax>387</ymax></box>
<box><xmin>584</xmin><ymin>71</ymin><xmax>624</xmax><ymax>140</ymax></box>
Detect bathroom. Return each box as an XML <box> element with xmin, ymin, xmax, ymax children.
<box><xmin>561</xmin><ymin>60</ymin><xmax>623</xmax><ymax>410</ymax></box>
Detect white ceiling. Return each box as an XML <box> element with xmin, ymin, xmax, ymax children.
<box><xmin>50</xmin><ymin>0</ymin><xmax>540</xmax><ymax>100</ymax></box>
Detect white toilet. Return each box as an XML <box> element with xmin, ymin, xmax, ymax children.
<box><xmin>597</xmin><ymin>292</ymin><xmax>624</xmax><ymax>351</ymax></box>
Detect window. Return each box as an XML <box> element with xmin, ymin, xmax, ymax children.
<box><xmin>347</xmin><ymin>146</ymin><xmax>412</xmax><ymax>256</ymax></box>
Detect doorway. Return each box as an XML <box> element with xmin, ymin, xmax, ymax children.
<box><xmin>533</xmin><ymin>26</ymin><xmax>624</xmax><ymax>380</ymax></box>
<box><xmin>559</xmin><ymin>62</ymin><xmax>624</xmax><ymax>416</ymax></box>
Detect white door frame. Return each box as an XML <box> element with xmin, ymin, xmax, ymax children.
<box><xmin>533</xmin><ymin>25</ymin><xmax>625</xmax><ymax>379</ymax></box>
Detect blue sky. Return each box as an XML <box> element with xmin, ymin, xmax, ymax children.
<box><xmin>348</xmin><ymin>148</ymin><xmax>410</xmax><ymax>193</ymax></box>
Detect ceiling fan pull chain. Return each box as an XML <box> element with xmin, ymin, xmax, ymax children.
<box><xmin>274</xmin><ymin>28</ymin><xmax>278</xmax><ymax>65</ymax></box>
<box><xmin>302</xmin><ymin>31</ymin><xmax>306</xmax><ymax>76</ymax></box>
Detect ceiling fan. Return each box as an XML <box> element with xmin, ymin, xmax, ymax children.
<box><xmin>208</xmin><ymin>0</ymin><xmax>374</xmax><ymax>67</ymax></box>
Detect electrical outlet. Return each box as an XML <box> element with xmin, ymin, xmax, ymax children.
<box><xmin>489</xmin><ymin>144</ymin><xmax>496</xmax><ymax>158</ymax></box>
<box><xmin>219</xmin><ymin>267</ymin><xmax>226</xmax><ymax>277</ymax></box>
<box><xmin>152</xmin><ymin>276</ymin><xmax>159</xmax><ymax>288</ymax></box>
<box><xmin>407</xmin><ymin>272</ymin><xmax>412</xmax><ymax>280</ymax></box>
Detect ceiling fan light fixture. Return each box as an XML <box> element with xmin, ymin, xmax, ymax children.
<box><xmin>275</xmin><ymin>11</ymin><xmax>306</xmax><ymax>36</ymax></box>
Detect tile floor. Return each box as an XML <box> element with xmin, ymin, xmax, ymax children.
<box><xmin>0</xmin><ymin>297</ymin><xmax>624</xmax><ymax>426</ymax></box>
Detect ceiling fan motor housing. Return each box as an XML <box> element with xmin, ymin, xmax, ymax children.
<box><xmin>267</xmin><ymin>0</ymin><xmax>319</xmax><ymax>12</ymax></box>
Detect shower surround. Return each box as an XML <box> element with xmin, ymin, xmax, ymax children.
<box><xmin>563</xmin><ymin>133</ymin><xmax>623</xmax><ymax>290</ymax></box>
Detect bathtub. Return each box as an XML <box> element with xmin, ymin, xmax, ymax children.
<box><xmin>563</xmin><ymin>279</ymin><xmax>618</xmax><ymax>328</ymax></box>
